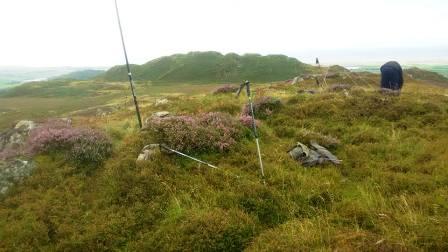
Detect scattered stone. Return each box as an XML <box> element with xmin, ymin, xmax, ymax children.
<box><xmin>291</xmin><ymin>77</ymin><xmax>299</xmax><ymax>85</ymax></box>
<box><xmin>153</xmin><ymin>111</ymin><xmax>170</xmax><ymax>118</ymax></box>
<box><xmin>328</xmin><ymin>84</ymin><xmax>352</xmax><ymax>92</ymax></box>
<box><xmin>380</xmin><ymin>88</ymin><xmax>401</xmax><ymax>96</ymax></box>
<box><xmin>143</xmin><ymin>112</ymin><xmax>174</xmax><ymax>129</ymax></box>
<box><xmin>60</xmin><ymin>118</ymin><xmax>73</xmax><ymax>126</ymax></box>
<box><xmin>291</xmin><ymin>76</ymin><xmax>304</xmax><ymax>85</ymax></box>
<box><xmin>288</xmin><ymin>141</ymin><xmax>340</xmax><ymax>167</ymax></box>
<box><xmin>14</xmin><ymin>120</ymin><xmax>36</xmax><ymax>132</ymax></box>
<box><xmin>155</xmin><ymin>98</ymin><xmax>169</xmax><ymax>106</ymax></box>
<box><xmin>137</xmin><ymin>144</ymin><xmax>161</xmax><ymax>161</ymax></box>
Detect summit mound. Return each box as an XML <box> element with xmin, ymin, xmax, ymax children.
<box><xmin>100</xmin><ymin>51</ymin><xmax>313</xmax><ymax>83</ymax></box>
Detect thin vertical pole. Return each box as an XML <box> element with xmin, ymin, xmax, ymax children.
<box><xmin>114</xmin><ymin>0</ymin><xmax>143</xmax><ymax>128</ymax></box>
<box><xmin>238</xmin><ymin>80</ymin><xmax>265</xmax><ymax>179</ymax></box>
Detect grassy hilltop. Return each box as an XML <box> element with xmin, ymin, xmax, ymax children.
<box><xmin>100</xmin><ymin>51</ymin><xmax>313</xmax><ymax>83</ymax></box>
<box><xmin>1</xmin><ymin>60</ymin><xmax>448</xmax><ymax>250</ymax></box>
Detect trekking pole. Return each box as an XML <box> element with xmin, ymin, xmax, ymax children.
<box><xmin>159</xmin><ymin>144</ymin><xmax>218</xmax><ymax>169</ymax></box>
<box><xmin>114</xmin><ymin>0</ymin><xmax>143</xmax><ymax>129</ymax></box>
<box><xmin>237</xmin><ymin>80</ymin><xmax>265</xmax><ymax>179</ymax></box>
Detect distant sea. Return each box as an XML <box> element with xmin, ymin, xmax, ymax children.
<box><xmin>346</xmin><ymin>65</ymin><xmax>448</xmax><ymax>77</ymax></box>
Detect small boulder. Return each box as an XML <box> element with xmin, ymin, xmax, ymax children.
<box><xmin>291</xmin><ymin>77</ymin><xmax>299</xmax><ymax>85</ymax></box>
<box><xmin>380</xmin><ymin>88</ymin><xmax>401</xmax><ymax>96</ymax></box>
<box><xmin>1</xmin><ymin>120</ymin><xmax>36</xmax><ymax>158</ymax></box>
<box><xmin>0</xmin><ymin>159</ymin><xmax>35</xmax><ymax>195</ymax></box>
<box><xmin>155</xmin><ymin>98</ymin><xmax>169</xmax><ymax>106</ymax></box>
<box><xmin>328</xmin><ymin>84</ymin><xmax>352</xmax><ymax>92</ymax></box>
<box><xmin>14</xmin><ymin>120</ymin><xmax>36</xmax><ymax>132</ymax></box>
<box><xmin>137</xmin><ymin>144</ymin><xmax>161</xmax><ymax>161</ymax></box>
<box><xmin>153</xmin><ymin>111</ymin><xmax>170</xmax><ymax>118</ymax></box>
<box><xmin>288</xmin><ymin>141</ymin><xmax>340</xmax><ymax>167</ymax></box>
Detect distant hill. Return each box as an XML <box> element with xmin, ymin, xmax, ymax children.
<box><xmin>404</xmin><ymin>67</ymin><xmax>448</xmax><ymax>85</ymax></box>
<box><xmin>53</xmin><ymin>69</ymin><xmax>106</xmax><ymax>81</ymax></box>
<box><xmin>100</xmin><ymin>51</ymin><xmax>313</xmax><ymax>83</ymax></box>
<box><xmin>0</xmin><ymin>67</ymin><xmax>107</xmax><ymax>90</ymax></box>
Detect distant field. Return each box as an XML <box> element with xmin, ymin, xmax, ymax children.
<box><xmin>0</xmin><ymin>81</ymin><xmax>219</xmax><ymax>129</ymax></box>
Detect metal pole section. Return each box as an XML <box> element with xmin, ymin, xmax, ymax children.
<box><xmin>238</xmin><ymin>80</ymin><xmax>265</xmax><ymax>178</ymax></box>
<box><xmin>114</xmin><ymin>0</ymin><xmax>143</xmax><ymax>128</ymax></box>
<box><xmin>248</xmin><ymin>95</ymin><xmax>265</xmax><ymax>178</ymax></box>
<box><xmin>160</xmin><ymin>144</ymin><xmax>218</xmax><ymax>169</ymax></box>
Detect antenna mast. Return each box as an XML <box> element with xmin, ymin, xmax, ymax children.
<box><xmin>114</xmin><ymin>0</ymin><xmax>143</xmax><ymax>128</ymax></box>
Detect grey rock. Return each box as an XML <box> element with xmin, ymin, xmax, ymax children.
<box><xmin>328</xmin><ymin>84</ymin><xmax>352</xmax><ymax>92</ymax></box>
<box><xmin>153</xmin><ymin>111</ymin><xmax>170</xmax><ymax>118</ymax></box>
<box><xmin>1</xmin><ymin>120</ymin><xmax>36</xmax><ymax>158</ymax></box>
<box><xmin>15</xmin><ymin>120</ymin><xmax>36</xmax><ymax>132</ymax></box>
<box><xmin>137</xmin><ymin>144</ymin><xmax>161</xmax><ymax>161</ymax></box>
<box><xmin>155</xmin><ymin>98</ymin><xmax>169</xmax><ymax>106</ymax></box>
<box><xmin>288</xmin><ymin>141</ymin><xmax>340</xmax><ymax>167</ymax></box>
<box><xmin>380</xmin><ymin>88</ymin><xmax>401</xmax><ymax>96</ymax></box>
<box><xmin>291</xmin><ymin>77</ymin><xmax>299</xmax><ymax>85</ymax></box>
<box><xmin>0</xmin><ymin>159</ymin><xmax>35</xmax><ymax>195</ymax></box>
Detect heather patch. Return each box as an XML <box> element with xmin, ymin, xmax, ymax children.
<box><xmin>146</xmin><ymin>112</ymin><xmax>243</xmax><ymax>153</ymax></box>
<box><xmin>239</xmin><ymin>114</ymin><xmax>259</xmax><ymax>129</ymax></box>
<box><xmin>26</xmin><ymin>122</ymin><xmax>112</xmax><ymax>167</ymax></box>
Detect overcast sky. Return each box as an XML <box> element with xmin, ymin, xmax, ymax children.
<box><xmin>0</xmin><ymin>0</ymin><xmax>447</xmax><ymax>67</ymax></box>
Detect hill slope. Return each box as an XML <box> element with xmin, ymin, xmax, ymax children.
<box><xmin>100</xmin><ymin>51</ymin><xmax>313</xmax><ymax>83</ymax></box>
<box><xmin>1</xmin><ymin>75</ymin><xmax>448</xmax><ymax>250</ymax></box>
<box><xmin>404</xmin><ymin>67</ymin><xmax>448</xmax><ymax>85</ymax></box>
<box><xmin>53</xmin><ymin>69</ymin><xmax>106</xmax><ymax>81</ymax></box>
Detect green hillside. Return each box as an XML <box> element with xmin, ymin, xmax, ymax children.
<box><xmin>100</xmin><ymin>51</ymin><xmax>313</xmax><ymax>83</ymax></box>
<box><xmin>404</xmin><ymin>67</ymin><xmax>448</xmax><ymax>85</ymax></box>
<box><xmin>53</xmin><ymin>69</ymin><xmax>106</xmax><ymax>81</ymax></box>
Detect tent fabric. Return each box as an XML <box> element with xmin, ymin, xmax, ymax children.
<box><xmin>380</xmin><ymin>61</ymin><xmax>404</xmax><ymax>90</ymax></box>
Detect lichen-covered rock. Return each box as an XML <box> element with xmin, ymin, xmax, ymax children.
<box><xmin>0</xmin><ymin>120</ymin><xmax>37</xmax><ymax>160</ymax></box>
<box><xmin>14</xmin><ymin>120</ymin><xmax>36</xmax><ymax>132</ymax></box>
<box><xmin>153</xmin><ymin>111</ymin><xmax>170</xmax><ymax>118</ymax></box>
<box><xmin>0</xmin><ymin>159</ymin><xmax>34</xmax><ymax>195</ymax></box>
<box><xmin>137</xmin><ymin>144</ymin><xmax>161</xmax><ymax>161</ymax></box>
<box><xmin>155</xmin><ymin>98</ymin><xmax>169</xmax><ymax>106</ymax></box>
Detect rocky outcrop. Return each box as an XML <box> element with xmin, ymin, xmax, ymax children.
<box><xmin>0</xmin><ymin>120</ymin><xmax>38</xmax><ymax>195</ymax></box>
<box><xmin>0</xmin><ymin>159</ymin><xmax>34</xmax><ymax>195</ymax></box>
<box><xmin>0</xmin><ymin>120</ymin><xmax>36</xmax><ymax>157</ymax></box>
